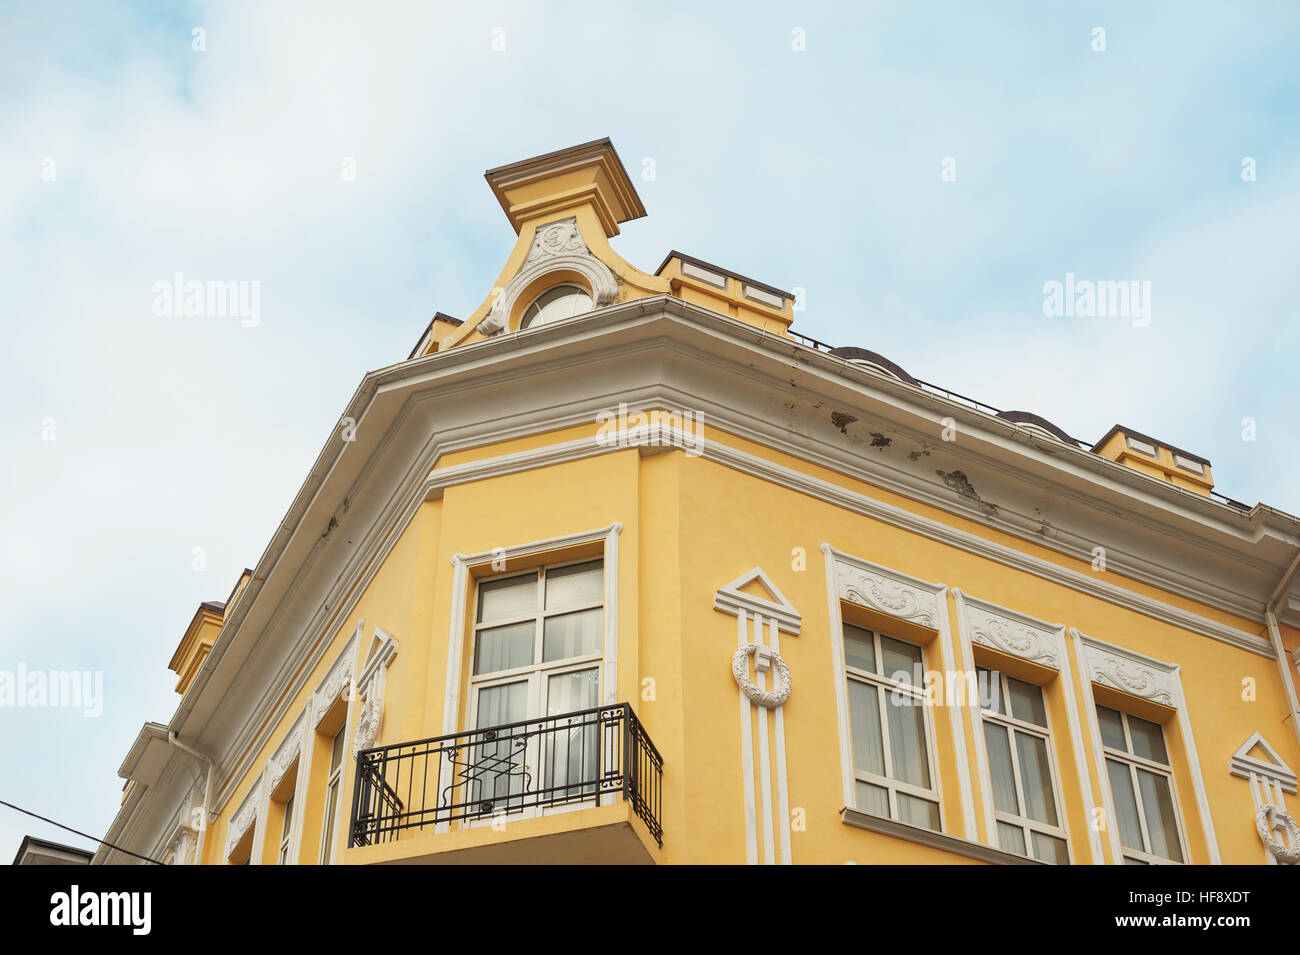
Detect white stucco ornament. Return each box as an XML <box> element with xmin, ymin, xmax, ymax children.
<box><xmin>732</xmin><ymin>643</ymin><xmax>791</xmax><ymax>708</ymax></box>
<box><xmin>1256</xmin><ymin>802</ymin><xmax>1300</xmax><ymax>864</ymax></box>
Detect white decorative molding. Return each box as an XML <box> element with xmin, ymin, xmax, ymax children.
<box><xmin>353</xmin><ymin>628</ymin><xmax>399</xmax><ymax>753</ymax></box>
<box><xmin>1256</xmin><ymin>803</ymin><xmax>1300</xmax><ymax>865</ymax></box>
<box><xmin>713</xmin><ymin>566</ymin><xmax>802</xmax><ymax>634</ymax></box>
<box><xmin>313</xmin><ymin>625</ymin><xmax>360</xmax><ymax>728</ymax></box>
<box><xmin>478</xmin><ymin>217</ymin><xmax>618</xmax><ymax>336</ymax></box>
<box><xmin>268</xmin><ymin>711</ymin><xmax>306</xmax><ymax>791</ymax></box>
<box><xmin>965</xmin><ymin>602</ymin><xmax>1060</xmax><ymax>669</ymax></box>
<box><xmin>1229</xmin><ymin>732</ymin><xmax>1298</xmax><ymax>865</ymax></box>
<box><xmin>1230</xmin><ymin>732</ymin><xmax>1298</xmax><ymax>793</ymax></box>
<box><xmin>834</xmin><ymin>558</ymin><xmax>940</xmax><ymax>630</ymax></box>
<box><xmin>732</xmin><ymin>644</ymin><xmax>791</xmax><ymax>708</ymax></box>
<box><xmin>224</xmin><ymin>776</ymin><xmax>262</xmax><ymax>860</ymax></box>
<box><xmin>1081</xmin><ymin>641</ymin><xmax>1177</xmax><ymax>708</ymax></box>
<box><xmin>821</xmin><ymin>546</ymin><xmax>974</xmax><ymax>841</ymax></box>
<box><xmin>714</xmin><ymin>567</ymin><xmax>800</xmax><ymax>865</ymax></box>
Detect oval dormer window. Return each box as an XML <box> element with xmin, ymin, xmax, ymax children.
<box><xmin>520</xmin><ymin>284</ymin><xmax>593</xmax><ymax>329</ymax></box>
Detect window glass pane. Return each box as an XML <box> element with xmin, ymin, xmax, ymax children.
<box><xmin>996</xmin><ymin>821</ymin><xmax>1027</xmax><ymax>857</ymax></box>
<box><xmin>977</xmin><ymin>667</ymin><xmax>1004</xmax><ymax>714</ymax></box>
<box><xmin>885</xmin><ymin>693</ymin><xmax>930</xmax><ymax>788</ymax></box>
<box><xmin>542</xmin><ymin>608</ymin><xmax>602</xmax><ymax>662</ymax></box>
<box><xmin>472</xmin><ymin>681</ymin><xmax>530</xmax><ymax>808</ymax></box>
<box><xmin>476</xmin><ymin>680</ymin><xmax>529</xmax><ymax>727</ymax></box>
<box><xmin>880</xmin><ymin>636</ymin><xmax>922</xmax><ymax>685</ymax></box>
<box><xmin>1106</xmin><ymin>758</ymin><xmax>1145</xmax><ymax>851</ymax></box>
<box><xmin>1128</xmin><ymin>716</ymin><xmax>1169</xmax><ymax>765</ymax></box>
<box><xmin>1124</xmin><ymin>856</ymin><xmax>1149</xmax><ymax>865</ymax></box>
<box><xmin>843</xmin><ymin>624</ymin><xmax>876</xmax><ymax>673</ymax></box>
<box><xmin>546</xmin><ymin>668</ymin><xmax>599</xmax><ymax>716</ymax></box>
<box><xmin>1137</xmin><ymin>769</ymin><xmax>1183</xmax><ymax>862</ymax></box>
<box><xmin>544</xmin><ymin>561</ymin><xmax>603</xmax><ymax>610</ymax></box>
<box><xmin>1031</xmin><ymin>831</ymin><xmax>1070</xmax><ymax>865</ymax></box>
<box><xmin>477</xmin><ymin>574</ymin><xmax>537</xmax><ymax>623</ymax></box>
<box><xmin>854</xmin><ymin>780</ymin><xmax>889</xmax><ymax>819</ymax></box>
<box><xmin>1097</xmin><ymin>706</ymin><xmax>1127</xmax><ymax>751</ymax></box>
<box><xmin>281</xmin><ymin>795</ymin><xmax>295</xmax><ymax>840</ymax></box>
<box><xmin>544</xmin><ymin>669</ymin><xmax>600</xmax><ymax>800</ymax></box>
<box><xmin>896</xmin><ymin>792</ymin><xmax>940</xmax><ymax>831</ymax></box>
<box><xmin>983</xmin><ymin>721</ymin><xmax>1019</xmax><ymax>815</ymax></box>
<box><xmin>847</xmin><ymin>680</ymin><xmax>886</xmax><ymax>777</ymax></box>
<box><xmin>320</xmin><ymin>781</ymin><xmax>338</xmax><ymax>863</ymax></box>
<box><xmin>474</xmin><ymin>620</ymin><xmax>535</xmax><ymax>674</ymax></box>
<box><xmin>1014</xmin><ymin>730</ymin><xmax>1058</xmax><ymax>826</ymax></box>
<box><xmin>1007</xmin><ymin>678</ymin><xmax>1047</xmax><ymax>727</ymax></box>
<box><xmin>329</xmin><ymin>725</ymin><xmax>345</xmax><ymax>773</ymax></box>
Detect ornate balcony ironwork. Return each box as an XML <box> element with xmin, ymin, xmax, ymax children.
<box><xmin>349</xmin><ymin>702</ymin><xmax>663</xmax><ymax>849</ymax></box>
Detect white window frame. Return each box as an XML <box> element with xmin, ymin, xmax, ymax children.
<box><xmin>977</xmin><ymin>669</ymin><xmax>1070</xmax><ymax>863</ymax></box>
<box><xmin>841</xmin><ymin>623</ymin><xmax>944</xmax><ymax>831</ymax></box>
<box><xmin>465</xmin><ymin>558</ymin><xmax>606</xmax><ymax>823</ymax></box>
<box><xmin>1097</xmin><ymin>705</ymin><xmax>1188</xmax><ymax>865</ymax></box>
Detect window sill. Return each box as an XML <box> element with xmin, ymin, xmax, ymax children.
<box><xmin>840</xmin><ymin>808</ymin><xmax>1045</xmax><ymax>865</ymax></box>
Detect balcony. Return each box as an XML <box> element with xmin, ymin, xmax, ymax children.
<box><xmin>348</xmin><ymin>703</ymin><xmax>662</xmax><ymax>864</ymax></box>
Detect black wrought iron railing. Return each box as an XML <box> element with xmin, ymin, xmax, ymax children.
<box><xmin>349</xmin><ymin>702</ymin><xmax>663</xmax><ymax>848</ymax></box>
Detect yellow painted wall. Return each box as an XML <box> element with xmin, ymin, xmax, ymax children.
<box><xmin>202</xmin><ymin>413</ymin><xmax>1296</xmax><ymax>865</ymax></box>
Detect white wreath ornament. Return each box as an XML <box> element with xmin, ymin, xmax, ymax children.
<box><xmin>1256</xmin><ymin>802</ymin><xmax>1300</xmax><ymax>864</ymax></box>
<box><xmin>731</xmin><ymin>644</ymin><xmax>791</xmax><ymax>708</ymax></box>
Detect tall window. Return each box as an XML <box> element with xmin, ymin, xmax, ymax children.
<box><xmin>842</xmin><ymin>623</ymin><xmax>941</xmax><ymax>831</ymax></box>
<box><xmin>470</xmin><ymin>559</ymin><xmax>604</xmax><ymax>812</ymax></box>
<box><xmin>977</xmin><ymin>667</ymin><xmax>1069</xmax><ymax>863</ymax></box>
<box><xmin>1097</xmin><ymin>705</ymin><xmax>1185</xmax><ymax>864</ymax></box>
<box><xmin>318</xmin><ymin>725</ymin><xmax>346</xmax><ymax>864</ymax></box>
<box><xmin>277</xmin><ymin>793</ymin><xmax>295</xmax><ymax>865</ymax></box>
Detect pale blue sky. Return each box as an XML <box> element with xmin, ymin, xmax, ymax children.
<box><xmin>1</xmin><ymin>0</ymin><xmax>1297</xmax><ymax>860</ymax></box>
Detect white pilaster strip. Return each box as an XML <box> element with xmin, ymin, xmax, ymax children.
<box><xmin>1056</xmin><ymin>626</ymin><xmax>1104</xmax><ymax>865</ymax></box>
<box><xmin>737</xmin><ymin>610</ymin><xmax>758</xmax><ymax>865</ymax></box>
<box><xmin>952</xmin><ymin>589</ymin><xmax>995</xmax><ymax>845</ymax></box>
<box><xmin>936</xmin><ymin>586</ymin><xmax>976</xmax><ymax>839</ymax></box>
<box><xmin>754</xmin><ymin>613</ymin><xmax>776</xmax><ymax>866</ymax></box>
<box><xmin>770</xmin><ymin>617</ymin><xmax>793</xmax><ymax>865</ymax></box>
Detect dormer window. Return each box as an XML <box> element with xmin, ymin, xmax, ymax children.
<box><xmin>520</xmin><ymin>285</ymin><xmax>593</xmax><ymax>329</ymax></box>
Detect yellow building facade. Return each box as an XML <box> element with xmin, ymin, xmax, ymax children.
<box><xmin>97</xmin><ymin>139</ymin><xmax>1300</xmax><ymax>866</ymax></box>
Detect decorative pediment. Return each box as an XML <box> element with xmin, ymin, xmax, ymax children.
<box><xmin>1079</xmin><ymin>637</ymin><xmax>1177</xmax><ymax>708</ymax></box>
<box><xmin>960</xmin><ymin>595</ymin><xmax>1061</xmax><ymax>669</ymax></box>
<box><xmin>268</xmin><ymin>711</ymin><xmax>306</xmax><ymax>790</ymax></box>
<box><xmin>713</xmin><ymin>566</ymin><xmax>801</xmax><ymax>634</ymax></box>
<box><xmin>829</xmin><ymin>549</ymin><xmax>942</xmax><ymax>630</ymax></box>
<box><xmin>1230</xmin><ymin>732</ymin><xmax>1298</xmax><ymax>793</ymax></box>
<box><xmin>313</xmin><ymin>626</ymin><xmax>359</xmax><ymax>727</ymax></box>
